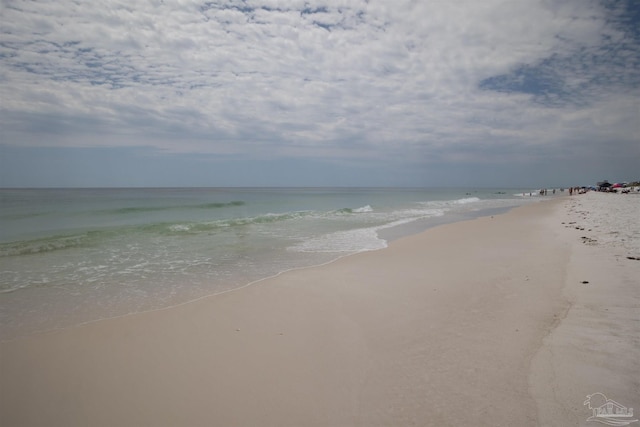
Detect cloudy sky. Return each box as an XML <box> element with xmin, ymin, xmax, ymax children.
<box><xmin>1</xmin><ymin>0</ymin><xmax>638</xmax><ymax>187</ymax></box>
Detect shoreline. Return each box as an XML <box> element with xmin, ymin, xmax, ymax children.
<box><xmin>2</xmin><ymin>194</ymin><xmax>637</xmax><ymax>426</ymax></box>
<box><xmin>0</xmin><ymin>200</ymin><xmax>536</xmax><ymax>342</ymax></box>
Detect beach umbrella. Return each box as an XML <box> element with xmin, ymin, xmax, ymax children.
<box><xmin>612</xmin><ymin>183</ymin><xmax>623</xmax><ymax>188</ymax></box>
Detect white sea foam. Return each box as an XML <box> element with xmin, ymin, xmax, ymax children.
<box><xmin>353</xmin><ymin>205</ymin><xmax>373</xmax><ymax>213</ymax></box>
<box><xmin>169</xmin><ymin>224</ymin><xmax>191</xmax><ymax>232</ymax></box>
<box><xmin>398</xmin><ymin>208</ymin><xmax>446</xmax><ymax>218</ymax></box>
<box><xmin>291</xmin><ymin>227</ymin><xmax>388</xmax><ymax>253</ymax></box>
<box><xmin>419</xmin><ymin>197</ymin><xmax>481</xmax><ymax>209</ymax></box>
<box><xmin>454</xmin><ymin>197</ymin><xmax>481</xmax><ymax>204</ymax></box>
<box><xmin>289</xmin><ymin>213</ymin><xmax>443</xmax><ymax>253</ymax></box>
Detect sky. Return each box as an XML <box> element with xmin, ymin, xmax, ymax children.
<box><xmin>1</xmin><ymin>0</ymin><xmax>639</xmax><ymax>188</ymax></box>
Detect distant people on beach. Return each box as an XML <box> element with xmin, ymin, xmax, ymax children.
<box><xmin>558</xmin><ymin>185</ymin><xmax>639</xmax><ymax>195</ymax></box>
<box><xmin>569</xmin><ymin>187</ymin><xmax>583</xmax><ymax>195</ymax></box>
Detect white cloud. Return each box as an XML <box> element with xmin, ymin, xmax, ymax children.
<box><xmin>1</xmin><ymin>0</ymin><xmax>638</xmax><ymax>177</ymax></box>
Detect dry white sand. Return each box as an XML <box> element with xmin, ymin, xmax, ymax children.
<box><xmin>530</xmin><ymin>191</ymin><xmax>640</xmax><ymax>426</ymax></box>
<box><xmin>1</xmin><ymin>193</ymin><xmax>638</xmax><ymax>426</ymax></box>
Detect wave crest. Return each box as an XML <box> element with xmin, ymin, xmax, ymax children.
<box><xmin>0</xmin><ymin>234</ymin><xmax>90</xmax><ymax>257</ymax></box>
<box><xmin>455</xmin><ymin>197</ymin><xmax>481</xmax><ymax>204</ymax></box>
<box><xmin>353</xmin><ymin>205</ymin><xmax>373</xmax><ymax>213</ymax></box>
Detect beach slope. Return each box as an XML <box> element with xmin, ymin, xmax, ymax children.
<box><xmin>2</xmin><ymin>195</ymin><xmax>637</xmax><ymax>426</ymax></box>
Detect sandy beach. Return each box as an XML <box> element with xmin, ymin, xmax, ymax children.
<box><xmin>2</xmin><ymin>192</ymin><xmax>638</xmax><ymax>426</ymax></box>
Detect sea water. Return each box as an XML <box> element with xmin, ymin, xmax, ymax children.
<box><xmin>0</xmin><ymin>187</ymin><xmax>546</xmax><ymax>340</ymax></box>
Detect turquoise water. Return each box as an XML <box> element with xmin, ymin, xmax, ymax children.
<box><xmin>0</xmin><ymin>187</ymin><xmax>545</xmax><ymax>339</ymax></box>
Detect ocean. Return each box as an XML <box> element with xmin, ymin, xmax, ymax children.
<box><xmin>0</xmin><ymin>187</ymin><xmax>547</xmax><ymax>340</ymax></box>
